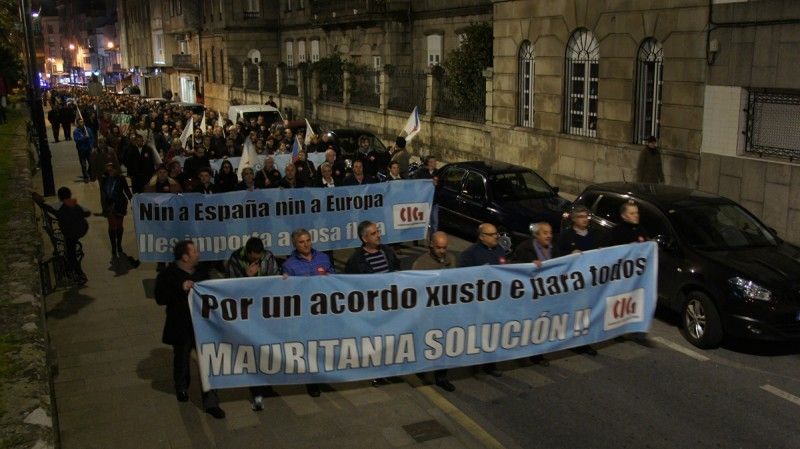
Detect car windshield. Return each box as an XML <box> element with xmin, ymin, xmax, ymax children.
<box><xmin>489</xmin><ymin>171</ymin><xmax>553</xmax><ymax>201</ymax></box>
<box><xmin>243</xmin><ymin>111</ymin><xmax>282</xmax><ymax>125</ymax></box>
<box><xmin>669</xmin><ymin>203</ymin><xmax>777</xmax><ymax>250</ymax></box>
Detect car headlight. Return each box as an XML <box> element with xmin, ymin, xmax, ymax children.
<box><xmin>728</xmin><ymin>277</ymin><xmax>772</xmax><ymax>301</ymax></box>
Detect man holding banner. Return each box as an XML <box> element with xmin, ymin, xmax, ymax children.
<box><xmin>412</xmin><ymin>231</ymin><xmax>457</xmax><ymax>392</ymax></box>
<box><xmin>459</xmin><ymin>223</ymin><xmax>507</xmax><ymax>377</ymax></box>
<box><xmin>155</xmin><ymin>241</ymin><xmax>225</xmax><ymax>419</ymax></box>
<box><xmin>226</xmin><ymin>237</ymin><xmax>280</xmax><ymax>411</ymax></box>
<box><xmin>282</xmin><ymin>229</ymin><xmax>335</xmax><ymax>397</ymax></box>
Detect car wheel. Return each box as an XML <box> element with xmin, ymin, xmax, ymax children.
<box><xmin>680</xmin><ymin>291</ymin><xmax>723</xmax><ymax>349</ymax></box>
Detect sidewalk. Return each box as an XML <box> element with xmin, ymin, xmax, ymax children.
<box><xmin>35</xmin><ymin>137</ymin><xmax>489</xmax><ymax>449</ymax></box>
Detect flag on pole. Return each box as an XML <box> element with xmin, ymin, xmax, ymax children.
<box><xmin>75</xmin><ymin>104</ymin><xmax>84</xmax><ymax>123</ymax></box>
<box><xmin>291</xmin><ymin>137</ymin><xmax>301</xmax><ymax>163</ymax></box>
<box><xmin>238</xmin><ymin>137</ymin><xmax>257</xmax><ymax>180</ymax></box>
<box><xmin>179</xmin><ymin>118</ymin><xmax>194</xmax><ymax>148</ymax></box>
<box><xmin>152</xmin><ymin>145</ymin><xmax>163</xmax><ymax>166</ymax></box>
<box><xmin>200</xmin><ymin>112</ymin><xmax>207</xmax><ymax>133</ymax></box>
<box><xmin>401</xmin><ymin>106</ymin><xmax>421</xmax><ymax>143</ymax></box>
<box><xmin>304</xmin><ymin>118</ymin><xmax>316</xmax><ymax>146</ymax></box>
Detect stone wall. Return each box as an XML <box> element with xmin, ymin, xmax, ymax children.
<box><xmin>0</xmin><ymin>114</ymin><xmax>56</xmax><ymax>448</ymax></box>
<box><xmin>491</xmin><ymin>0</ymin><xmax>708</xmax><ymax>192</ymax></box>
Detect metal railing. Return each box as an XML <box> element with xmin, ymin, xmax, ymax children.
<box><xmin>388</xmin><ymin>69</ymin><xmax>426</xmax><ymax>114</ymax></box>
<box><xmin>246</xmin><ymin>65</ymin><xmax>259</xmax><ymax>90</ymax></box>
<box><xmin>281</xmin><ymin>67</ymin><xmax>299</xmax><ymax>96</ymax></box>
<box><xmin>318</xmin><ymin>71</ymin><xmax>343</xmax><ymax>103</ymax></box>
<box><xmin>435</xmin><ymin>71</ymin><xmax>485</xmax><ymax>123</ymax></box>
<box><xmin>745</xmin><ymin>89</ymin><xmax>800</xmax><ymax>161</ymax></box>
<box><xmin>350</xmin><ymin>69</ymin><xmax>380</xmax><ymax>107</ymax></box>
<box><xmin>172</xmin><ymin>54</ymin><xmax>197</xmax><ymax>69</ymax></box>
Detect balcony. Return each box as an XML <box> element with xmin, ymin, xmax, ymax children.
<box><xmin>172</xmin><ymin>54</ymin><xmax>198</xmax><ymax>70</ymax></box>
<box><xmin>310</xmin><ymin>0</ymin><xmax>409</xmax><ymax>27</ymax></box>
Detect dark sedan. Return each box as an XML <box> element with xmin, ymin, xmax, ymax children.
<box><xmin>572</xmin><ymin>182</ymin><xmax>800</xmax><ymax>348</ymax></box>
<box><xmin>434</xmin><ymin>161</ymin><xmax>569</xmax><ymax>245</ymax></box>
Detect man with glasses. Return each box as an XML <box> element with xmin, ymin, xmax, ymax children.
<box><xmin>556</xmin><ymin>205</ymin><xmax>598</xmax><ymax>255</ymax></box>
<box><xmin>458</xmin><ymin>223</ymin><xmax>507</xmax><ymax>377</ymax></box>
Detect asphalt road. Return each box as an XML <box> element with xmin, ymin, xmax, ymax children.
<box><xmin>390</xmin><ymin>233</ymin><xmax>800</xmax><ymax>449</ymax></box>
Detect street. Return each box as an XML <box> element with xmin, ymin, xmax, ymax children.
<box><xmin>38</xmin><ymin>136</ymin><xmax>800</xmax><ymax>449</ymax></box>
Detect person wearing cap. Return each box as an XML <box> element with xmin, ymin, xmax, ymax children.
<box><xmin>390</xmin><ymin>136</ymin><xmax>410</xmax><ymax>174</ymax></box>
<box><xmin>637</xmin><ymin>135</ymin><xmax>664</xmax><ymax>183</ymax></box>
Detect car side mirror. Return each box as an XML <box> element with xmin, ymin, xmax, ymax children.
<box><xmin>552</xmin><ymin>186</ymin><xmax>560</xmax><ymax>194</ymax></box>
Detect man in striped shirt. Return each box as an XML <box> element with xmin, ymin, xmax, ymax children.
<box><xmin>344</xmin><ymin>220</ymin><xmax>401</xmax><ymax>274</ymax></box>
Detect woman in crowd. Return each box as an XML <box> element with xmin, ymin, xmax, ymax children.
<box><xmin>215</xmin><ymin>160</ymin><xmax>239</xmax><ymax>193</ymax></box>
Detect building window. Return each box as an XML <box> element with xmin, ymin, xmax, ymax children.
<box><xmin>247</xmin><ymin>49</ymin><xmax>261</xmax><ymax>64</ymax></box>
<box><xmin>564</xmin><ymin>28</ymin><xmax>599</xmax><ymax>137</ymax></box>
<box><xmin>204</xmin><ymin>50</ymin><xmax>209</xmax><ymax>80</ymax></box>
<box><xmin>298</xmin><ymin>40</ymin><xmax>306</xmax><ymax>63</ymax></box>
<box><xmin>427</xmin><ymin>34</ymin><xmax>443</xmax><ymax>66</ymax></box>
<box><xmin>745</xmin><ymin>89</ymin><xmax>800</xmax><ymax>161</ymax></box>
<box><xmin>634</xmin><ymin>38</ymin><xmax>663</xmax><ymax>143</ymax></box>
<box><xmin>518</xmin><ymin>40</ymin><xmax>535</xmax><ymax>127</ymax></box>
<box><xmin>310</xmin><ymin>39</ymin><xmax>319</xmax><ymax>62</ymax></box>
<box><xmin>211</xmin><ymin>46</ymin><xmax>216</xmax><ymax>82</ymax></box>
<box><xmin>285</xmin><ymin>41</ymin><xmax>294</xmax><ymax>67</ymax></box>
<box><xmin>219</xmin><ymin>48</ymin><xmax>225</xmax><ymax>84</ymax></box>
<box><xmin>298</xmin><ymin>0</ymin><xmax>304</xmax><ymax>9</ymax></box>
<box><xmin>286</xmin><ymin>0</ymin><xmax>292</xmax><ymax>12</ymax></box>
<box><xmin>176</xmin><ymin>0</ymin><xmax>182</xmax><ymax>15</ymax></box>
<box><xmin>153</xmin><ymin>32</ymin><xmax>165</xmax><ymax>64</ymax></box>
<box><xmin>245</xmin><ymin>0</ymin><xmax>260</xmax><ymax>18</ymax></box>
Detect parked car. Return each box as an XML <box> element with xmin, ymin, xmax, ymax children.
<box><xmin>570</xmin><ymin>182</ymin><xmax>800</xmax><ymax>348</ymax></box>
<box><xmin>434</xmin><ymin>161</ymin><xmax>569</xmax><ymax>246</ymax></box>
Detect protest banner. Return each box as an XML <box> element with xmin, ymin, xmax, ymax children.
<box><xmin>133</xmin><ymin>180</ymin><xmax>434</xmax><ymax>261</ymax></box>
<box><xmin>189</xmin><ymin>242</ymin><xmax>658</xmax><ymax>391</ymax></box>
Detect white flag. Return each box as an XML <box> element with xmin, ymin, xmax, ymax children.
<box><xmin>304</xmin><ymin>118</ymin><xmax>316</xmax><ymax>146</ymax></box>
<box><xmin>401</xmin><ymin>106</ymin><xmax>421</xmax><ymax>143</ymax></box>
<box><xmin>200</xmin><ymin>112</ymin><xmax>207</xmax><ymax>133</ymax></box>
<box><xmin>237</xmin><ymin>137</ymin><xmax>257</xmax><ymax>180</ymax></box>
<box><xmin>179</xmin><ymin>118</ymin><xmax>194</xmax><ymax>148</ymax></box>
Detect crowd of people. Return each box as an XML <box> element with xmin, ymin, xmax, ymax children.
<box><xmin>39</xmin><ymin>86</ymin><xmax>653</xmax><ymax>421</ymax></box>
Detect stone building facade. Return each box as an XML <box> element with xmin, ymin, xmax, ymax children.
<box><xmin>699</xmin><ymin>0</ymin><xmax>800</xmax><ymax>243</ymax></box>
<box><xmin>119</xmin><ymin>0</ymin><xmax>799</xmax><ymax>242</ymax></box>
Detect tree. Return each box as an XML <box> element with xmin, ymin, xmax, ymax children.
<box><xmin>442</xmin><ymin>22</ymin><xmax>492</xmax><ymax>111</ymax></box>
<box><xmin>0</xmin><ymin>0</ymin><xmax>24</xmax><ymax>85</ymax></box>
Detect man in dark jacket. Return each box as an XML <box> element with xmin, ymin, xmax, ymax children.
<box><xmin>226</xmin><ymin>237</ymin><xmax>279</xmax><ymax>411</ymax></box>
<box><xmin>125</xmin><ymin>134</ymin><xmax>158</xmax><ymax>193</ymax></box>
<box><xmin>61</xmin><ymin>103</ymin><xmax>76</xmax><ymax>140</ymax></box>
<box><xmin>47</xmin><ymin>105</ymin><xmax>61</xmax><ymax>142</ymax></box>
<box><xmin>345</xmin><ymin>220</ymin><xmax>401</xmax><ymax>274</ymax></box>
<box><xmin>33</xmin><ymin>187</ymin><xmax>90</xmax><ymax>284</ymax></box>
<box><xmin>155</xmin><ymin>240</ymin><xmax>225</xmax><ymax>419</ymax></box>
<box><xmin>555</xmin><ymin>205</ymin><xmax>598</xmax><ymax>255</ymax></box>
<box><xmin>458</xmin><ymin>223</ymin><xmax>507</xmax><ymax>377</ymax></box>
<box><xmin>606</xmin><ymin>202</ymin><xmax>649</xmax><ymax>247</ymax></box>
<box><xmin>637</xmin><ymin>136</ymin><xmax>665</xmax><ymax>183</ymax></box>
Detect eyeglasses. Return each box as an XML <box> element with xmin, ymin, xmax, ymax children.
<box><xmin>481</xmin><ymin>232</ymin><xmax>499</xmax><ymax>237</ymax></box>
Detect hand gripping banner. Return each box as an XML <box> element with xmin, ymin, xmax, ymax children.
<box><xmin>190</xmin><ymin>242</ymin><xmax>658</xmax><ymax>391</ymax></box>
<box><xmin>133</xmin><ymin>180</ymin><xmax>434</xmax><ymax>261</ymax></box>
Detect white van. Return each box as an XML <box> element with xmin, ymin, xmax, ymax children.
<box><xmin>227</xmin><ymin>105</ymin><xmax>284</xmax><ymax>126</ymax></box>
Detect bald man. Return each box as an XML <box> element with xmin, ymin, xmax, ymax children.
<box><xmin>458</xmin><ymin>223</ymin><xmax>507</xmax><ymax>267</ymax></box>
<box><xmin>458</xmin><ymin>223</ymin><xmax>507</xmax><ymax>377</ymax></box>
<box><xmin>413</xmin><ymin>231</ymin><xmax>458</xmax><ymax>391</ymax></box>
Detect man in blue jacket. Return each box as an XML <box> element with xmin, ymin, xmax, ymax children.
<box><xmin>73</xmin><ymin>118</ymin><xmax>95</xmax><ymax>182</ymax></box>
<box><xmin>282</xmin><ymin>228</ymin><xmax>335</xmax><ymax>397</ymax></box>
